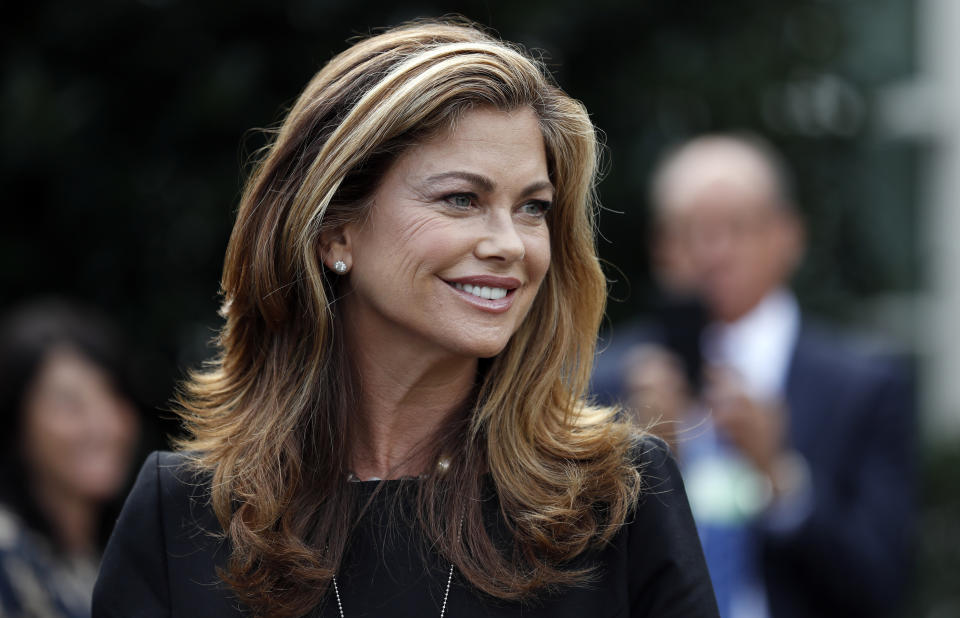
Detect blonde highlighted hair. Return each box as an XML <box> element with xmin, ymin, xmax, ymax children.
<box><xmin>177</xmin><ymin>18</ymin><xmax>641</xmax><ymax>617</ymax></box>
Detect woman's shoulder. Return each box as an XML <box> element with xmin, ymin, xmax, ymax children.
<box><xmin>129</xmin><ymin>450</ymin><xmax>219</xmax><ymax>532</ymax></box>
<box><xmin>146</xmin><ymin>449</ymin><xmax>209</xmax><ymax>484</ymax></box>
<box><xmin>110</xmin><ymin>451</ymin><xmax>223</xmax><ymax>566</ymax></box>
<box><xmin>618</xmin><ymin>435</ymin><xmax>721</xmax><ymax>617</ymax></box>
<box><xmin>94</xmin><ymin>451</ymin><xmax>235</xmax><ymax>616</ymax></box>
<box><xmin>620</xmin><ymin>433</ymin><xmax>698</xmax><ymax>541</ymax></box>
<box><xmin>0</xmin><ymin>502</ymin><xmax>29</xmax><ymax>552</ymax></box>
<box><xmin>628</xmin><ymin>433</ymin><xmax>672</xmax><ymax>467</ymax></box>
<box><xmin>626</xmin><ymin>433</ymin><xmax>680</xmax><ymax>490</ymax></box>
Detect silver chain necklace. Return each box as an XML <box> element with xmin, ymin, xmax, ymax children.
<box><xmin>334</xmin><ymin>462</ymin><xmax>459</xmax><ymax>617</ymax></box>
<box><xmin>330</xmin><ymin>563</ymin><xmax>455</xmax><ymax>618</ymax></box>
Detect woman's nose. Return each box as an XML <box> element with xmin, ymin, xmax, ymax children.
<box><xmin>474</xmin><ymin>209</ymin><xmax>525</xmax><ymax>262</ymax></box>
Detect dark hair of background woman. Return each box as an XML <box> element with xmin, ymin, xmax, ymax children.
<box><xmin>0</xmin><ymin>298</ymin><xmax>141</xmax><ymax>551</ymax></box>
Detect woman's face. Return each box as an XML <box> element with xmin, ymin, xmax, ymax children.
<box><xmin>336</xmin><ymin>106</ymin><xmax>553</xmax><ymax>360</ymax></box>
<box><xmin>21</xmin><ymin>346</ymin><xmax>140</xmax><ymax>503</ymax></box>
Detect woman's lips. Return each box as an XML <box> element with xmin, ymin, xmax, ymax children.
<box><xmin>443</xmin><ymin>275</ymin><xmax>521</xmax><ymax>313</ymax></box>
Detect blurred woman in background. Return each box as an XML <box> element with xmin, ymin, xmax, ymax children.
<box><xmin>0</xmin><ymin>299</ymin><xmax>141</xmax><ymax>617</ymax></box>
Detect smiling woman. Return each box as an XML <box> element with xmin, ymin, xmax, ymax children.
<box><xmin>331</xmin><ymin>107</ymin><xmax>553</xmax><ymax>368</ymax></box>
<box><xmin>92</xmin><ymin>19</ymin><xmax>718</xmax><ymax>618</ymax></box>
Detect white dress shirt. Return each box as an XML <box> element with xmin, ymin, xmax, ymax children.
<box><xmin>685</xmin><ymin>289</ymin><xmax>806</xmax><ymax>618</ymax></box>
<box><xmin>702</xmin><ymin>288</ymin><xmax>801</xmax><ymax>401</ymax></box>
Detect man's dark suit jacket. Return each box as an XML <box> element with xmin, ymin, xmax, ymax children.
<box><xmin>591</xmin><ymin>321</ymin><xmax>916</xmax><ymax>618</ymax></box>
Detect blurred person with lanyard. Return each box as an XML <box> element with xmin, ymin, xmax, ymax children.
<box><xmin>92</xmin><ymin>21</ymin><xmax>719</xmax><ymax>618</ymax></box>
<box><xmin>0</xmin><ymin>299</ymin><xmax>142</xmax><ymax>617</ymax></box>
<box><xmin>592</xmin><ymin>134</ymin><xmax>915</xmax><ymax>618</ymax></box>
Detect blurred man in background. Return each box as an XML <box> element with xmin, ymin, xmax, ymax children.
<box><xmin>593</xmin><ymin>134</ymin><xmax>915</xmax><ymax>618</ymax></box>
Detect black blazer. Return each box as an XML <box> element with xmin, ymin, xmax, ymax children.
<box><xmin>93</xmin><ymin>440</ymin><xmax>719</xmax><ymax>617</ymax></box>
<box><xmin>590</xmin><ymin>321</ymin><xmax>916</xmax><ymax>617</ymax></box>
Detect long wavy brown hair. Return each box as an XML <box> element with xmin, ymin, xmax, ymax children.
<box><xmin>176</xmin><ymin>19</ymin><xmax>642</xmax><ymax>617</ymax></box>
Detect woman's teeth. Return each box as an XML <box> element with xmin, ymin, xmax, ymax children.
<box><xmin>453</xmin><ymin>282</ymin><xmax>509</xmax><ymax>300</ymax></box>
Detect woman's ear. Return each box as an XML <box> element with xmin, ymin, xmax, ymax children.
<box><xmin>319</xmin><ymin>225</ymin><xmax>353</xmax><ymax>273</ymax></box>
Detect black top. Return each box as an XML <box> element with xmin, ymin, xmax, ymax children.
<box><xmin>92</xmin><ymin>439</ymin><xmax>718</xmax><ymax>617</ymax></box>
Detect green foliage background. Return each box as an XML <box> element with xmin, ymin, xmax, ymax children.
<box><xmin>0</xmin><ymin>1</ymin><xmax>920</xmax><ymax>388</ymax></box>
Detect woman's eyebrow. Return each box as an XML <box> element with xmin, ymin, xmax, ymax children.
<box><xmin>423</xmin><ymin>171</ymin><xmax>554</xmax><ymax>196</ymax></box>
<box><xmin>522</xmin><ymin>180</ymin><xmax>554</xmax><ymax>196</ymax></box>
<box><xmin>424</xmin><ymin>171</ymin><xmax>495</xmax><ymax>192</ymax></box>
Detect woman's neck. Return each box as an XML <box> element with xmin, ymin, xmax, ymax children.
<box><xmin>31</xmin><ymin>478</ymin><xmax>98</xmax><ymax>555</ymax></box>
<box><xmin>348</xmin><ymin>341</ymin><xmax>477</xmax><ymax>480</ymax></box>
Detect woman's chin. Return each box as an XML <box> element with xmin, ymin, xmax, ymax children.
<box><xmin>60</xmin><ymin>461</ymin><xmax>130</xmax><ymax>501</ymax></box>
<box><xmin>448</xmin><ymin>337</ymin><xmax>510</xmax><ymax>360</ymax></box>
<box><xmin>477</xmin><ymin>347</ymin><xmax>506</xmax><ymax>360</ymax></box>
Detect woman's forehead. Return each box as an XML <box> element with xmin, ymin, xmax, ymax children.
<box><xmin>387</xmin><ymin>108</ymin><xmax>550</xmax><ymax>189</ymax></box>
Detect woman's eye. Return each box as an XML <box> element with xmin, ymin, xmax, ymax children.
<box><xmin>445</xmin><ymin>194</ymin><xmax>474</xmax><ymax>209</ymax></box>
<box><xmin>520</xmin><ymin>200</ymin><xmax>552</xmax><ymax>217</ymax></box>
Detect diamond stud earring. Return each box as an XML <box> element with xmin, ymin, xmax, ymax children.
<box><xmin>333</xmin><ymin>260</ymin><xmax>348</xmax><ymax>274</ymax></box>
